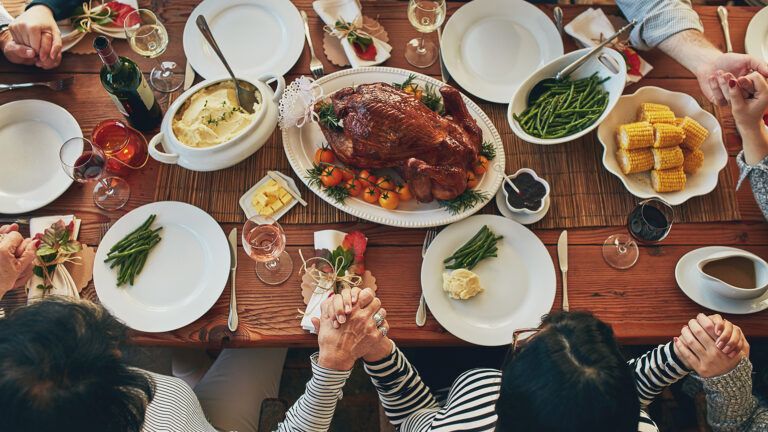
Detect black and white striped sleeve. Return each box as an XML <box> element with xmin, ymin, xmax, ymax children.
<box><xmin>276</xmin><ymin>353</ymin><xmax>351</xmax><ymax>432</ymax></box>
<box><xmin>627</xmin><ymin>342</ymin><xmax>690</xmax><ymax>408</ymax></box>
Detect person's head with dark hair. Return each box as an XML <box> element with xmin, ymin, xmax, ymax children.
<box><xmin>0</xmin><ymin>298</ymin><xmax>154</xmax><ymax>432</ymax></box>
<box><xmin>496</xmin><ymin>311</ymin><xmax>639</xmax><ymax>432</ymax></box>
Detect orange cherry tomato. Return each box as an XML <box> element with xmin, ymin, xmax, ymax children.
<box><xmin>473</xmin><ymin>155</ymin><xmax>489</xmax><ymax>176</ymax></box>
<box><xmin>358</xmin><ymin>169</ymin><xmax>373</xmax><ymax>181</ymax></box>
<box><xmin>395</xmin><ymin>184</ymin><xmax>413</xmax><ymax>201</ymax></box>
<box><xmin>466</xmin><ymin>171</ymin><xmax>479</xmax><ymax>189</ymax></box>
<box><xmin>339</xmin><ymin>167</ymin><xmax>355</xmax><ymax>181</ymax></box>
<box><xmin>345</xmin><ymin>179</ymin><xmax>363</xmax><ymax>197</ymax></box>
<box><xmin>314</xmin><ymin>147</ymin><xmax>335</xmax><ymax>165</ymax></box>
<box><xmin>320</xmin><ymin>166</ymin><xmax>343</xmax><ymax>188</ymax></box>
<box><xmin>377</xmin><ymin>177</ymin><xmax>395</xmax><ymax>191</ymax></box>
<box><xmin>362</xmin><ymin>186</ymin><xmax>381</xmax><ymax>204</ymax></box>
<box><xmin>379</xmin><ymin>191</ymin><xmax>400</xmax><ymax>210</ymax></box>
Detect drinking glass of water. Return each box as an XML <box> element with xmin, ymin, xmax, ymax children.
<box><xmin>406</xmin><ymin>0</ymin><xmax>446</xmax><ymax>68</ymax></box>
<box><xmin>602</xmin><ymin>199</ymin><xmax>675</xmax><ymax>269</ymax></box>
<box><xmin>242</xmin><ymin>216</ymin><xmax>293</xmax><ymax>285</ymax></box>
<box><xmin>124</xmin><ymin>9</ymin><xmax>183</xmax><ymax>93</ymax></box>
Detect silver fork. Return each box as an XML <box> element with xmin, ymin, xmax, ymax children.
<box><xmin>300</xmin><ymin>10</ymin><xmax>324</xmax><ymax>79</ymax></box>
<box><xmin>0</xmin><ymin>76</ymin><xmax>74</xmax><ymax>92</ymax></box>
<box><xmin>98</xmin><ymin>222</ymin><xmax>112</xmax><ymax>239</ymax></box>
<box><xmin>416</xmin><ymin>229</ymin><xmax>439</xmax><ymax>326</ymax></box>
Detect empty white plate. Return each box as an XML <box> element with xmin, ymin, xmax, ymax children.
<box><xmin>183</xmin><ymin>0</ymin><xmax>304</xmax><ymax>80</ymax></box>
<box><xmin>441</xmin><ymin>0</ymin><xmax>563</xmax><ymax>103</ymax></box>
<box><xmin>0</xmin><ymin>100</ymin><xmax>81</xmax><ymax>214</ymax></box>
<box><xmin>745</xmin><ymin>6</ymin><xmax>768</xmax><ymax>61</ymax></box>
<box><xmin>94</xmin><ymin>201</ymin><xmax>230</xmax><ymax>332</ymax></box>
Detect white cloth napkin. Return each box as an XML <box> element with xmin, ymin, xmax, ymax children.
<box><xmin>300</xmin><ymin>230</ymin><xmax>347</xmax><ymax>333</ymax></box>
<box><xmin>25</xmin><ymin>215</ymin><xmax>80</xmax><ymax>303</ymax></box>
<box><xmin>564</xmin><ymin>8</ymin><xmax>652</xmax><ymax>84</ymax></box>
<box><xmin>313</xmin><ymin>0</ymin><xmax>392</xmax><ymax>68</ymax></box>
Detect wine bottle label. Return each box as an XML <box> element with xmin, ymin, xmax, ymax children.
<box><xmin>109</xmin><ymin>93</ymin><xmax>129</xmax><ymax>116</ymax></box>
<box><xmin>138</xmin><ymin>75</ymin><xmax>155</xmax><ymax>110</ymax></box>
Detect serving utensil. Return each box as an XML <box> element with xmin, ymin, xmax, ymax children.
<box><xmin>553</xmin><ymin>6</ymin><xmax>564</xmax><ymax>36</ymax></box>
<box><xmin>0</xmin><ymin>76</ymin><xmax>74</xmax><ymax>93</ymax></box>
<box><xmin>527</xmin><ymin>20</ymin><xmax>636</xmax><ymax>106</ymax></box>
<box><xmin>558</xmin><ymin>230</ymin><xmax>569</xmax><ymax>312</ymax></box>
<box><xmin>718</xmin><ymin>6</ymin><xmax>733</xmax><ymax>53</ymax></box>
<box><xmin>267</xmin><ymin>171</ymin><xmax>308</xmax><ymax>207</ymax></box>
<box><xmin>416</xmin><ymin>228</ymin><xmax>439</xmax><ymax>326</ymax></box>
<box><xmin>195</xmin><ymin>15</ymin><xmax>257</xmax><ymax>114</ymax></box>
<box><xmin>300</xmin><ymin>10</ymin><xmax>324</xmax><ymax>79</ymax></box>
<box><xmin>227</xmin><ymin>227</ymin><xmax>239</xmax><ymax>332</ymax></box>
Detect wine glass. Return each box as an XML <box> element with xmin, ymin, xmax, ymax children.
<box><xmin>242</xmin><ymin>216</ymin><xmax>293</xmax><ymax>285</ymax></box>
<box><xmin>124</xmin><ymin>9</ymin><xmax>183</xmax><ymax>93</ymax></box>
<box><xmin>602</xmin><ymin>198</ymin><xmax>675</xmax><ymax>269</ymax></box>
<box><xmin>59</xmin><ymin>137</ymin><xmax>131</xmax><ymax>211</ymax></box>
<box><xmin>406</xmin><ymin>0</ymin><xmax>446</xmax><ymax>68</ymax></box>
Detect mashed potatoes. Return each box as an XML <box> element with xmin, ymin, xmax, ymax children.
<box><xmin>442</xmin><ymin>269</ymin><xmax>484</xmax><ymax>300</ymax></box>
<box><xmin>173</xmin><ymin>81</ymin><xmax>260</xmax><ymax>148</ymax></box>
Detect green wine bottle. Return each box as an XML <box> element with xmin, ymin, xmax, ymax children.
<box><xmin>94</xmin><ymin>36</ymin><xmax>162</xmax><ymax>132</ymax></box>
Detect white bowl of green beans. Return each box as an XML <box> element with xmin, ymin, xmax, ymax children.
<box><xmin>508</xmin><ymin>47</ymin><xmax>627</xmax><ymax>145</ymax></box>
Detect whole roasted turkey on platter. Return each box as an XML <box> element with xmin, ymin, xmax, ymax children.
<box><xmin>314</xmin><ymin>82</ymin><xmax>482</xmax><ymax>203</ymax></box>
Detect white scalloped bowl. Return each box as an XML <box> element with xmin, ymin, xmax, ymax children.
<box><xmin>597</xmin><ymin>86</ymin><xmax>727</xmax><ymax>206</ymax></box>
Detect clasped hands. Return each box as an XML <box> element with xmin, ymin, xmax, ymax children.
<box><xmin>0</xmin><ymin>224</ymin><xmax>38</xmax><ymax>299</ymax></box>
<box><xmin>2</xmin><ymin>5</ymin><xmax>62</xmax><ymax>69</ymax></box>
<box><xmin>674</xmin><ymin>313</ymin><xmax>749</xmax><ymax>378</ymax></box>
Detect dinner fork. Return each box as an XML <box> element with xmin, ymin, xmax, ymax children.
<box><xmin>300</xmin><ymin>10</ymin><xmax>324</xmax><ymax>79</ymax></box>
<box><xmin>416</xmin><ymin>228</ymin><xmax>439</xmax><ymax>326</ymax></box>
<box><xmin>0</xmin><ymin>76</ymin><xmax>74</xmax><ymax>93</ymax></box>
<box><xmin>98</xmin><ymin>222</ymin><xmax>112</xmax><ymax>239</ymax></box>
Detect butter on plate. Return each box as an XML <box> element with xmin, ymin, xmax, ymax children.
<box><xmin>239</xmin><ymin>172</ymin><xmax>302</xmax><ymax>221</ymax></box>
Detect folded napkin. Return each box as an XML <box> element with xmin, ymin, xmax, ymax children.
<box><xmin>565</xmin><ymin>8</ymin><xmax>652</xmax><ymax>84</ymax></box>
<box><xmin>26</xmin><ymin>215</ymin><xmax>81</xmax><ymax>303</ymax></box>
<box><xmin>313</xmin><ymin>0</ymin><xmax>391</xmax><ymax>68</ymax></box>
<box><xmin>300</xmin><ymin>230</ymin><xmax>347</xmax><ymax>333</ymax></box>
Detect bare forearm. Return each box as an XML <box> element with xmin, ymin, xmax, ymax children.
<box><xmin>658</xmin><ymin>29</ymin><xmax>721</xmax><ymax>79</ymax></box>
<box><xmin>740</xmin><ymin>126</ymin><xmax>768</xmax><ymax>166</ymax></box>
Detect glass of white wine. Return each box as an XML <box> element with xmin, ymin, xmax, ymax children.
<box><xmin>124</xmin><ymin>9</ymin><xmax>183</xmax><ymax>93</ymax></box>
<box><xmin>406</xmin><ymin>0</ymin><xmax>446</xmax><ymax>68</ymax></box>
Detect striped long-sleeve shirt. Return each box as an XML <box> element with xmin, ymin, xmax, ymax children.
<box><xmin>615</xmin><ymin>0</ymin><xmax>703</xmax><ymax>51</ymax></box>
<box><xmin>364</xmin><ymin>342</ymin><xmax>689</xmax><ymax>432</ymax></box>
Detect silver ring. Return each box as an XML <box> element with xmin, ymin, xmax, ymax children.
<box><xmin>378</xmin><ymin>325</ymin><xmax>388</xmax><ymax>337</ymax></box>
<box><xmin>373</xmin><ymin>311</ymin><xmax>384</xmax><ymax>327</ymax></box>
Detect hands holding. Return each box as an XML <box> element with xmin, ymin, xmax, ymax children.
<box><xmin>0</xmin><ymin>224</ymin><xmax>38</xmax><ymax>299</ymax></box>
<box><xmin>2</xmin><ymin>5</ymin><xmax>62</xmax><ymax>69</ymax></box>
<box><xmin>673</xmin><ymin>313</ymin><xmax>749</xmax><ymax>378</ymax></box>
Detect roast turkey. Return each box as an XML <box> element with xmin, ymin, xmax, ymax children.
<box><xmin>314</xmin><ymin>82</ymin><xmax>482</xmax><ymax>202</ymax></box>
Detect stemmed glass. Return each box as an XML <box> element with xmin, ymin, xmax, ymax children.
<box><xmin>124</xmin><ymin>9</ymin><xmax>183</xmax><ymax>93</ymax></box>
<box><xmin>406</xmin><ymin>0</ymin><xmax>446</xmax><ymax>68</ymax></box>
<box><xmin>242</xmin><ymin>216</ymin><xmax>294</xmax><ymax>285</ymax></box>
<box><xmin>602</xmin><ymin>198</ymin><xmax>675</xmax><ymax>269</ymax></box>
<box><xmin>59</xmin><ymin>137</ymin><xmax>131</xmax><ymax>211</ymax></box>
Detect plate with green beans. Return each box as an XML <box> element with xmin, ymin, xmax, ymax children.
<box><xmin>94</xmin><ymin>201</ymin><xmax>230</xmax><ymax>333</ymax></box>
<box><xmin>508</xmin><ymin>47</ymin><xmax>627</xmax><ymax>145</ymax></box>
<box><xmin>420</xmin><ymin>215</ymin><xmax>556</xmax><ymax>346</ymax></box>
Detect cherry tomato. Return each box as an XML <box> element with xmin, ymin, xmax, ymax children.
<box><xmin>345</xmin><ymin>179</ymin><xmax>363</xmax><ymax>197</ymax></box>
<box><xmin>377</xmin><ymin>177</ymin><xmax>395</xmax><ymax>191</ymax></box>
<box><xmin>362</xmin><ymin>186</ymin><xmax>381</xmax><ymax>204</ymax></box>
<box><xmin>395</xmin><ymin>184</ymin><xmax>413</xmax><ymax>201</ymax></box>
<box><xmin>339</xmin><ymin>167</ymin><xmax>355</xmax><ymax>181</ymax></box>
<box><xmin>314</xmin><ymin>147</ymin><xmax>335</xmax><ymax>165</ymax></box>
<box><xmin>321</xmin><ymin>166</ymin><xmax>343</xmax><ymax>188</ymax></box>
<box><xmin>473</xmin><ymin>155</ymin><xmax>489</xmax><ymax>176</ymax></box>
<box><xmin>379</xmin><ymin>191</ymin><xmax>400</xmax><ymax>210</ymax></box>
<box><xmin>466</xmin><ymin>171</ymin><xmax>479</xmax><ymax>189</ymax></box>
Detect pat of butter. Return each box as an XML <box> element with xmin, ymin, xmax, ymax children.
<box><xmin>251</xmin><ymin>180</ymin><xmax>291</xmax><ymax>216</ymax></box>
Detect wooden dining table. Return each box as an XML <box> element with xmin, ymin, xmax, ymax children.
<box><xmin>1</xmin><ymin>0</ymin><xmax>767</xmax><ymax>348</ymax></box>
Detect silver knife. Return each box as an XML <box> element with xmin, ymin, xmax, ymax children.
<box><xmin>437</xmin><ymin>27</ymin><xmax>450</xmax><ymax>84</ymax></box>
<box><xmin>718</xmin><ymin>6</ymin><xmax>732</xmax><ymax>53</ymax></box>
<box><xmin>183</xmin><ymin>61</ymin><xmax>196</xmax><ymax>91</ymax></box>
<box><xmin>267</xmin><ymin>171</ymin><xmax>308</xmax><ymax>207</ymax></box>
<box><xmin>227</xmin><ymin>228</ymin><xmax>239</xmax><ymax>332</ymax></box>
<box><xmin>557</xmin><ymin>230</ymin><xmax>569</xmax><ymax>312</ymax></box>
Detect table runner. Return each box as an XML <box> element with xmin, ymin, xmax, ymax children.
<box><xmin>155</xmin><ymin>98</ymin><xmax>741</xmax><ymax>228</ymax></box>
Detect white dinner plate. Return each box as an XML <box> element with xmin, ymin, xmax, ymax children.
<box><xmin>421</xmin><ymin>215</ymin><xmax>556</xmax><ymax>346</ymax></box>
<box><xmin>183</xmin><ymin>0</ymin><xmax>304</xmax><ymax>80</ymax></box>
<box><xmin>676</xmin><ymin>246</ymin><xmax>768</xmax><ymax>315</ymax></box>
<box><xmin>0</xmin><ymin>100</ymin><xmax>81</xmax><ymax>214</ymax></box>
<box><xmin>597</xmin><ymin>86</ymin><xmax>728</xmax><ymax>206</ymax></box>
<box><xmin>281</xmin><ymin>67</ymin><xmax>506</xmax><ymax>228</ymax></box>
<box><xmin>94</xmin><ymin>201</ymin><xmax>230</xmax><ymax>332</ymax></box>
<box><xmin>441</xmin><ymin>0</ymin><xmax>563</xmax><ymax>103</ymax></box>
<box><xmin>745</xmin><ymin>6</ymin><xmax>768</xmax><ymax>61</ymax></box>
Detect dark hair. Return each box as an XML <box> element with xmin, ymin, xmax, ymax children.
<box><xmin>496</xmin><ymin>311</ymin><xmax>640</xmax><ymax>432</ymax></box>
<box><xmin>0</xmin><ymin>298</ymin><xmax>154</xmax><ymax>432</ymax></box>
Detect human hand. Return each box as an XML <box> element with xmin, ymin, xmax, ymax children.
<box><xmin>9</xmin><ymin>5</ymin><xmax>62</xmax><ymax>69</ymax></box>
<box><xmin>673</xmin><ymin>314</ymin><xmax>748</xmax><ymax>378</ymax></box>
<box><xmin>696</xmin><ymin>313</ymin><xmax>750</xmax><ymax>358</ymax></box>
<box><xmin>697</xmin><ymin>53</ymin><xmax>768</xmax><ymax>106</ymax></box>
<box><xmin>0</xmin><ymin>224</ymin><xmax>39</xmax><ymax>298</ymax></box>
<box><xmin>0</xmin><ymin>29</ymin><xmax>36</xmax><ymax>66</ymax></box>
<box><xmin>715</xmin><ymin>71</ymin><xmax>768</xmax><ymax>164</ymax></box>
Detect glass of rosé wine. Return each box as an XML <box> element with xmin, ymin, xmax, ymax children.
<box><xmin>242</xmin><ymin>216</ymin><xmax>293</xmax><ymax>285</ymax></box>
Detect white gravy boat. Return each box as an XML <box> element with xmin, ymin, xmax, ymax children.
<box><xmin>696</xmin><ymin>250</ymin><xmax>768</xmax><ymax>300</ymax></box>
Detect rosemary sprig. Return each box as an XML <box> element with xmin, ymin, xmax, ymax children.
<box><xmin>480</xmin><ymin>141</ymin><xmax>496</xmax><ymax>160</ymax></box>
<box><xmin>393</xmin><ymin>75</ymin><xmax>444</xmax><ymax>115</ymax></box>
<box><xmin>305</xmin><ymin>165</ymin><xmax>350</xmax><ymax>204</ymax></box>
<box><xmin>316</xmin><ymin>102</ymin><xmax>342</xmax><ymax>131</ymax></box>
<box><xmin>438</xmin><ymin>189</ymin><xmax>489</xmax><ymax>215</ymax></box>
<box><xmin>393</xmin><ymin>74</ymin><xmax>417</xmax><ymax>90</ymax></box>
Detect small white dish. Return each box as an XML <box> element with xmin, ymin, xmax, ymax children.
<box><xmin>675</xmin><ymin>246</ymin><xmax>768</xmax><ymax>315</ymax></box>
<box><xmin>501</xmin><ymin>169</ymin><xmax>550</xmax><ymax>214</ymax></box>
<box><xmin>746</xmin><ymin>6</ymin><xmax>768</xmax><ymax>61</ymax></box>
<box><xmin>496</xmin><ymin>188</ymin><xmax>550</xmax><ymax>225</ymax></box>
<box><xmin>508</xmin><ymin>47</ymin><xmax>627</xmax><ymax>145</ymax></box>
<box><xmin>239</xmin><ymin>171</ymin><xmax>301</xmax><ymax>220</ymax></box>
<box><xmin>597</xmin><ymin>86</ymin><xmax>728</xmax><ymax>205</ymax></box>
<box><xmin>696</xmin><ymin>250</ymin><xmax>768</xmax><ymax>300</ymax></box>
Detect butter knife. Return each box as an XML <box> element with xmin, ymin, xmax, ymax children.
<box><xmin>557</xmin><ymin>230</ymin><xmax>569</xmax><ymax>312</ymax></box>
<box><xmin>227</xmin><ymin>228</ymin><xmax>239</xmax><ymax>332</ymax></box>
<box><xmin>267</xmin><ymin>171</ymin><xmax>308</xmax><ymax>207</ymax></box>
<box><xmin>183</xmin><ymin>61</ymin><xmax>195</xmax><ymax>91</ymax></box>
<box><xmin>718</xmin><ymin>6</ymin><xmax>732</xmax><ymax>53</ymax></box>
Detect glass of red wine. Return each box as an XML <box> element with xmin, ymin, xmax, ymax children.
<box><xmin>59</xmin><ymin>137</ymin><xmax>131</xmax><ymax>211</ymax></box>
<box><xmin>242</xmin><ymin>215</ymin><xmax>293</xmax><ymax>285</ymax></box>
<box><xmin>602</xmin><ymin>198</ymin><xmax>675</xmax><ymax>269</ymax></box>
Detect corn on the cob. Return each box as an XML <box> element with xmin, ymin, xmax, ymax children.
<box><xmin>639</xmin><ymin>103</ymin><xmax>672</xmax><ymax>113</ymax></box>
<box><xmin>640</xmin><ymin>109</ymin><xmax>676</xmax><ymax>125</ymax></box>
<box><xmin>617</xmin><ymin>149</ymin><xmax>654</xmax><ymax>174</ymax></box>
<box><xmin>682</xmin><ymin>148</ymin><xmax>705</xmax><ymax>174</ymax></box>
<box><xmin>617</xmin><ymin>121</ymin><xmax>654</xmax><ymax>149</ymax></box>
<box><xmin>651</xmin><ymin>167</ymin><xmax>687</xmax><ymax>192</ymax></box>
<box><xmin>679</xmin><ymin>116</ymin><xmax>709</xmax><ymax>150</ymax></box>
<box><xmin>653</xmin><ymin>123</ymin><xmax>685</xmax><ymax>148</ymax></box>
<box><xmin>652</xmin><ymin>146</ymin><xmax>684</xmax><ymax>170</ymax></box>
<box><xmin>675</xmin><ymin>117</ymin><xmax>684</xmax><ymax>126</ymax></box>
